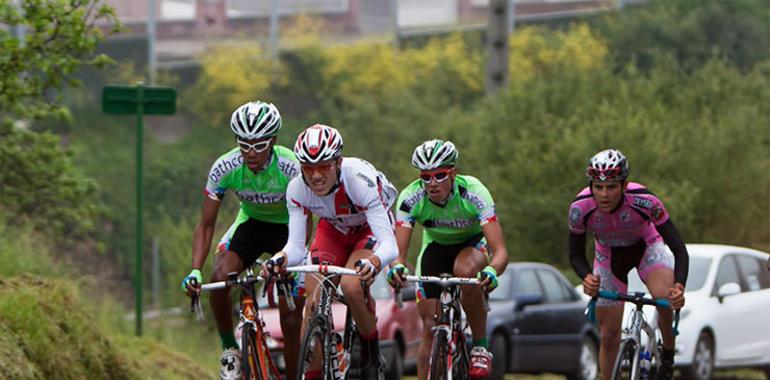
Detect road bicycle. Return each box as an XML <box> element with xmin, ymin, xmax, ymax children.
<box><xmin>395</xmin><ymin>273</ymin><xmax>488</xmax><ymax>380</ymax></box>
<box><xmin>290</xmin><ymin>263</ymin><xmax>382</xmax><ymax>380</ymax></box>
<box><xmin>588</xmin><ymin>290</ymin><xmax>680</xmax><ymax>380</ymax></box>
<box><xmin>192</xmin><ymin>261</ymin><xmax>294</xmax><ymax>380</ymax></box>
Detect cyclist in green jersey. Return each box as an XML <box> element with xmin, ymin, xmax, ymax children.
<box><xmin>387</xmin><ymin>139</ymin><xmax>509</xmax><ymax>380</ymax></box>
<box><xmin>181</xmin><ymin>101</ymin><xmax>308</xmax><ymax>380</ymax></box>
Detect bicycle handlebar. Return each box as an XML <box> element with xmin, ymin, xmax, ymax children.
<box><xmin>286</xmin><ymin>264</ymin><xmax>359</xmax><ymax>276</ymax></box>
<box><xmin>587</xmin><ymin>290</ymin><xmax>681</xmax><ymax>335</ymax></box>
<box><xmin>394</xmin><ymin>275</ymin><xmax>490</xmax><ymax>311</ymax></box>
<box><xmin>597</xmin><ymin>290</ymin><xmax>671</xmax><ymax>308</ymax></box>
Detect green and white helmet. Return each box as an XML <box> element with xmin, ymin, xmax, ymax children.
<box><xmin>229</xmin><ymin>101</ymin><xmax>282</xmax><ymax>140</ymax></box>
<box><xmin>411</xmin><ymin>139</ymin><xmax>459</xmax><ymax>170</ymax></box>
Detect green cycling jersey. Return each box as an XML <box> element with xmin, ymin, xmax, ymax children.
<box><xmin>395</xmin><ymin>175</ymin><xmax>497</xmax><ymax>247</ymax></box>
<box><xmin>205</xmin><ymin>145</ymin><xmax>299</xmax><ymax>224</ymax></box>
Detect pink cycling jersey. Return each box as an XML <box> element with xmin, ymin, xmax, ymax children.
<box><xmin>568</xmin><ymin>182</ymin><xmax>668</xmax><ymax>248</ymax></box>
<box><xmin>568</xmin><ymin>182</ymin><xmax>676</xmax><ymax>303</ymax></box>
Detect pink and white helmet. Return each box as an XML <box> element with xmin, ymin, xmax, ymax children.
<box><xmin>294</xmin><ymin>124</ymin><xmax>344</xmax><ymax>164</ymax></box>
<box><xmin>586</xmin><ymin>148</ymin><xmax>629</xmax><ymax>182</ymax></box>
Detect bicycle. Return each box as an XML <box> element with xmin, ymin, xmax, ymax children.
<box><xmin>288</xmin><ymin>264</ymin><xmax>378</xmax><ymax>380</ymax></box>
<box><xmin>192</xmin><ymin>261</ymin><xmax>295</xmax><ymax>380</ymax></box>
<box><xmin>587</xmin><ymin>290</ymin><xmax>681</xmax><ymax>380</ymax></box>
<box><xmin>394</xmin><ymin>273</ymin><xmax>489</xmax><ymax>380</ymax></box>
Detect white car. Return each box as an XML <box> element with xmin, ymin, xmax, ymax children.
<box><xmin>616</xmin><ymin>244</ymin><xmax>770</xmax><ymax>380</ymax></box>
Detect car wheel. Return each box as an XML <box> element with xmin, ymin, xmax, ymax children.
<box><xmin>567</xmin><ymin>336</ymin><xmax>598</xmax><ymax>380</ymax></box>
<box><xmin>489</xmin><ymin>333</ymin><xmax>507</xmax><ymax>380</ymax></box>
<box><xmin>682</xmin><ymin>332</ymin><xmax>714</xmax><ymax>380</ymax></box>
<box><xmin>384</xmin><ymin>343</ymin><xmax>403</xmax><ymax>380</ymax></box>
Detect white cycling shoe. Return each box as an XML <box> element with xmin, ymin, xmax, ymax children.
<box><xmin>219</xmin><ymin>348</ymin><xmax>242</xmax><ymax>380</ymax></box>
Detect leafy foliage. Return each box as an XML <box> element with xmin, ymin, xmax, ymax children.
<box><xmin>0</xmin><ymin>0</ymin><xmax>121</xmax><ymax>122</ymax></box>
<box><xmin>595</xmin><ymin>0</ymin><xmax>770</xmax><ymax>72</ymax></box>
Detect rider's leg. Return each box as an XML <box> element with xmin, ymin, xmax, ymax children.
<box><xmin>279</xmin><ymin>293</ymin><xmax>305</xmax><ymax>380</ymax></box>
<box><xmin>644</xmin><ymin>266</ymin><xmax>677</xmax><ymax>380</ymax></box>
<box><xmin>209</xmin><ymin>250</ymin><xmax>245</xmax><ymax>349</ymax></box>
<box><xmin>637</xmin><ymin>241</ymin><xmax>676</xmax><ymax>350</ymax></box>
<box><xmin>597</xmin><ymin>305</ymin><xmax>624</xmax><ymax>380</ymax></box>
<box><xmin>417</xmin><ymin>299</ymin><xmax>438</xmax><ymax>380</ymax></box>
<box><xmin>455</xmin><ymin>246</ymin><xmax>488</xmax><ymax>343</ymax></box>
<box><xmin>644</xmin><ymin>268</ymin><xmax>676</xmax><ymax>349</ymax></box>
<box><xmin>341</xmin><ymin>248</ymin><xmax>378</xmax><ymax>336</ymax></box>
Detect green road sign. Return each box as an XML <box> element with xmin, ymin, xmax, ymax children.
<box><xmin>102</xmin><ymin>83</ymin><xmax>176</xmax><ymax>337</ymax></box>
<box><xmin>102</xmin><ymin>84</ymin><xmax>176</xmax><ymax>115</ymax></box>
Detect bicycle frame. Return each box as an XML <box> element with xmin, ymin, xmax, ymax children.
<box><xmin>591</xmin><ymin>290</ymin><xmax>679</xmax><ymax>380</ymax></box>
<box><xmin>398</xmin><ymin>274</ymin><xmax>486</xmax><ymax>380</ymax></box>
<box><xmin>198</xmin><ymin>265</ymin><xmax>291</xmax><ymax>380</ymax></box>
<box><xmin>289</xmin><ymin>264</ymin><xmax>362</xmax><ymax>380</ymax></box>
<box><xmin>619</xmin><ymin>299</ymin><xmax>660</xmax><ymax>380</ymax></box>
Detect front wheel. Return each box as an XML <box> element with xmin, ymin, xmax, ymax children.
<box><xmin>242</xmin><ymin>323</ymin><xmax>279</xmax><ymax>380</ymax></box>
<box><xmin>298</xmin><ymin>318</ymin><xmax>327</xmax><ymax>380</ymax></box>
<box><xmin>428</xmin><ymin>329</ymin><xmax>449</xmax><ymax>380</ymax></box>
<box><xmin>611</xmin><ymin>339</ymin><xmax>639</xmax><ymax>380</ymax></box>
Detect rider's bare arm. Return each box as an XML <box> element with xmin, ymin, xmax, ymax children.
<box><xmin>192</xmin><ymin>196</ymin><xmax>221</xmax><ymax>269</ymax></box>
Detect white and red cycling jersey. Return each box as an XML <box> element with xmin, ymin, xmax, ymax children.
<box><xmin>282</xmin><ymin>157</ymin><xmax>398</xmax><ymax>269</ymax></box>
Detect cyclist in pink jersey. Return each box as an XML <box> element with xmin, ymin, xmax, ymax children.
<box><xmin>568</xmin><ymin>149</ymin><xmax>688</xmax><ymax>380</ymax></box>
<box><xmin>264</xmin><ymin>124</ymin><xmax>398</xmax><ymax>379</ymax></box>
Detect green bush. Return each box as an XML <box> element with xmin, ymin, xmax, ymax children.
<box><xmin>595</xmin><ymin>0</ymin><xmax>770</xmax><ymax>72</ymax></box>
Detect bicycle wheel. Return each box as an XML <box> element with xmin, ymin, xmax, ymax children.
<box><xmin>611</xmin><ymin>339</ymin><xmax>639</xmax><ymax>380</ymax></box>
<box><xmin>428</xmin><ymin>328</ymin><xmax>449</xmax><ymax>380</ymax></box>
<box><xmin>242</xmin><ymin>323</ymin><xmax>263</xmax><ymax>380</ymax></box>
<box><xmin>298</xmin><ymin>317</ymin><xmax>328</xmax><ymax>380</ymax></box>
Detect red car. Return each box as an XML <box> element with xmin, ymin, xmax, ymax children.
<box><xmin>257</xmin><ymin>273</ymin><xmax>422</xmax><ymax>379</ymax></box>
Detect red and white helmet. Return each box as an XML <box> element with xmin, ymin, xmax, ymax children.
<box><xmin>586</xmin><ymin>148</ymin><xmax>629</xmax><ymax>182</ymax></box>
<box><xmin>294</xmin><ymin>124</ymin><xmax>344</xmax><ymax>164</ymax></box>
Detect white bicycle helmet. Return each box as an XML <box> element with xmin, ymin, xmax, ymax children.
<box><xmin>411</xmin><ymin>139</ymin><xmax>459</xmax><ymax>170</ymax></box>
<box><xmin>586</xmin><ymin>148</ymin><xmax>629</xmax><ymax>182</ymax></box>
<box><xmin>229</xmin><ymin>101</ymin><xmax>282</xmax><ymax>140</ymax></box>
<box><xmin>294</xmin><ymin>124</ymin><xmax>344</xmax><ymax>164</ymax></box>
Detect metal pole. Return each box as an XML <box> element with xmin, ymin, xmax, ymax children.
<box><xmin>147</xmin><ymin>0</ymin><xmax>157</xmax><ymax>84</ymax></box>
<box><xmin>269</xmin><ymin>0</ymin><xmax>279</xmax><ymax>58</ymax></box>
<box><xmin>151</xmin><ymin>237</ymin><xmax>160</xmax><ymax>309</ymax></box>
<box><xmin>508</xmin><ymin>0</ymin><xmax>515</xmax><ymax>35</ymax></box>
<box><xmin>391</xmin><ymin>0</ymin><xmax>399</xmax><ymax>48</ymax></box>
<box><xmin>486</xmin><ymin>0</ymin><xmax>510</xmax><ymax>95</ymax></box>
<box><xmin>135</xmin><ymin>84</ymin><xmax>145</xmax><ymax>336</ymax></box>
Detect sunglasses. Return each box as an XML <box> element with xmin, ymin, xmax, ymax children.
<box><xmin>301</xmin><ymin>162</ymin><xmax>336</xmax><ymax>176</ymax></box>
<box><xmin>420</xmin><ymin>170</ymin><xmax>451</xmax><ymax>183</ymax></box>
<box><xmin>237</xmin><ymin>139</ymin><xmax>272</xmax><ymax>153</ymax></box>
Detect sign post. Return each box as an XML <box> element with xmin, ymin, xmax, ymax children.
<box><xmin>102</xmin><ymin>83</ymin><xmax>176</xmax><ymax>336</ymax></box>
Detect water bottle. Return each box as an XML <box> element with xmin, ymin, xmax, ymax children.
<box><xmin>639</xmin><ymin>351</ymin><xmax>652</xmax><ymax>380</ymax></box>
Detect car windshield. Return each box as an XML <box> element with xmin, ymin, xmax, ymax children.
<box><xmin>627</xmin><ymin>256</ymin><xmax>712</xmax><ymax>293</ymax></box>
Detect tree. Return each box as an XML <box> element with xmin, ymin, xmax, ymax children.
<box><xmin>0</xmin><ymin>0</ymin><xmax>120</xmax><ymax>238</ymax></box>
<box><xmin>1</xmin><ymin>0</ymin><xmax>120</xmax><ymax>122</ymax></box>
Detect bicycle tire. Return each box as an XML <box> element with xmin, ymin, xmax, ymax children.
<box><xmin>611</xmin><ymin>339</ymin><xmax>639</xmax><ymax>380</ymax></box>
<box><xmin>298</xmin><ymin>317</ymin><xmax>328</xmax><ymax>380</ymax></box>
<box><xmin>242</xmin><ymin>323</ymin><xmax>261</xmax><ymax>380</ymax></box>
<box><xmin>428</xmin><ymin>328</ymin><xmax>449</xmax><ymax>380</ymax></box>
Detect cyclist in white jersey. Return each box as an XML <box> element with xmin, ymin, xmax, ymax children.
<box><xmin>264</xmin><ymin>124</ymin><xmax>398</xmax><ymax>379</ymax></box>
